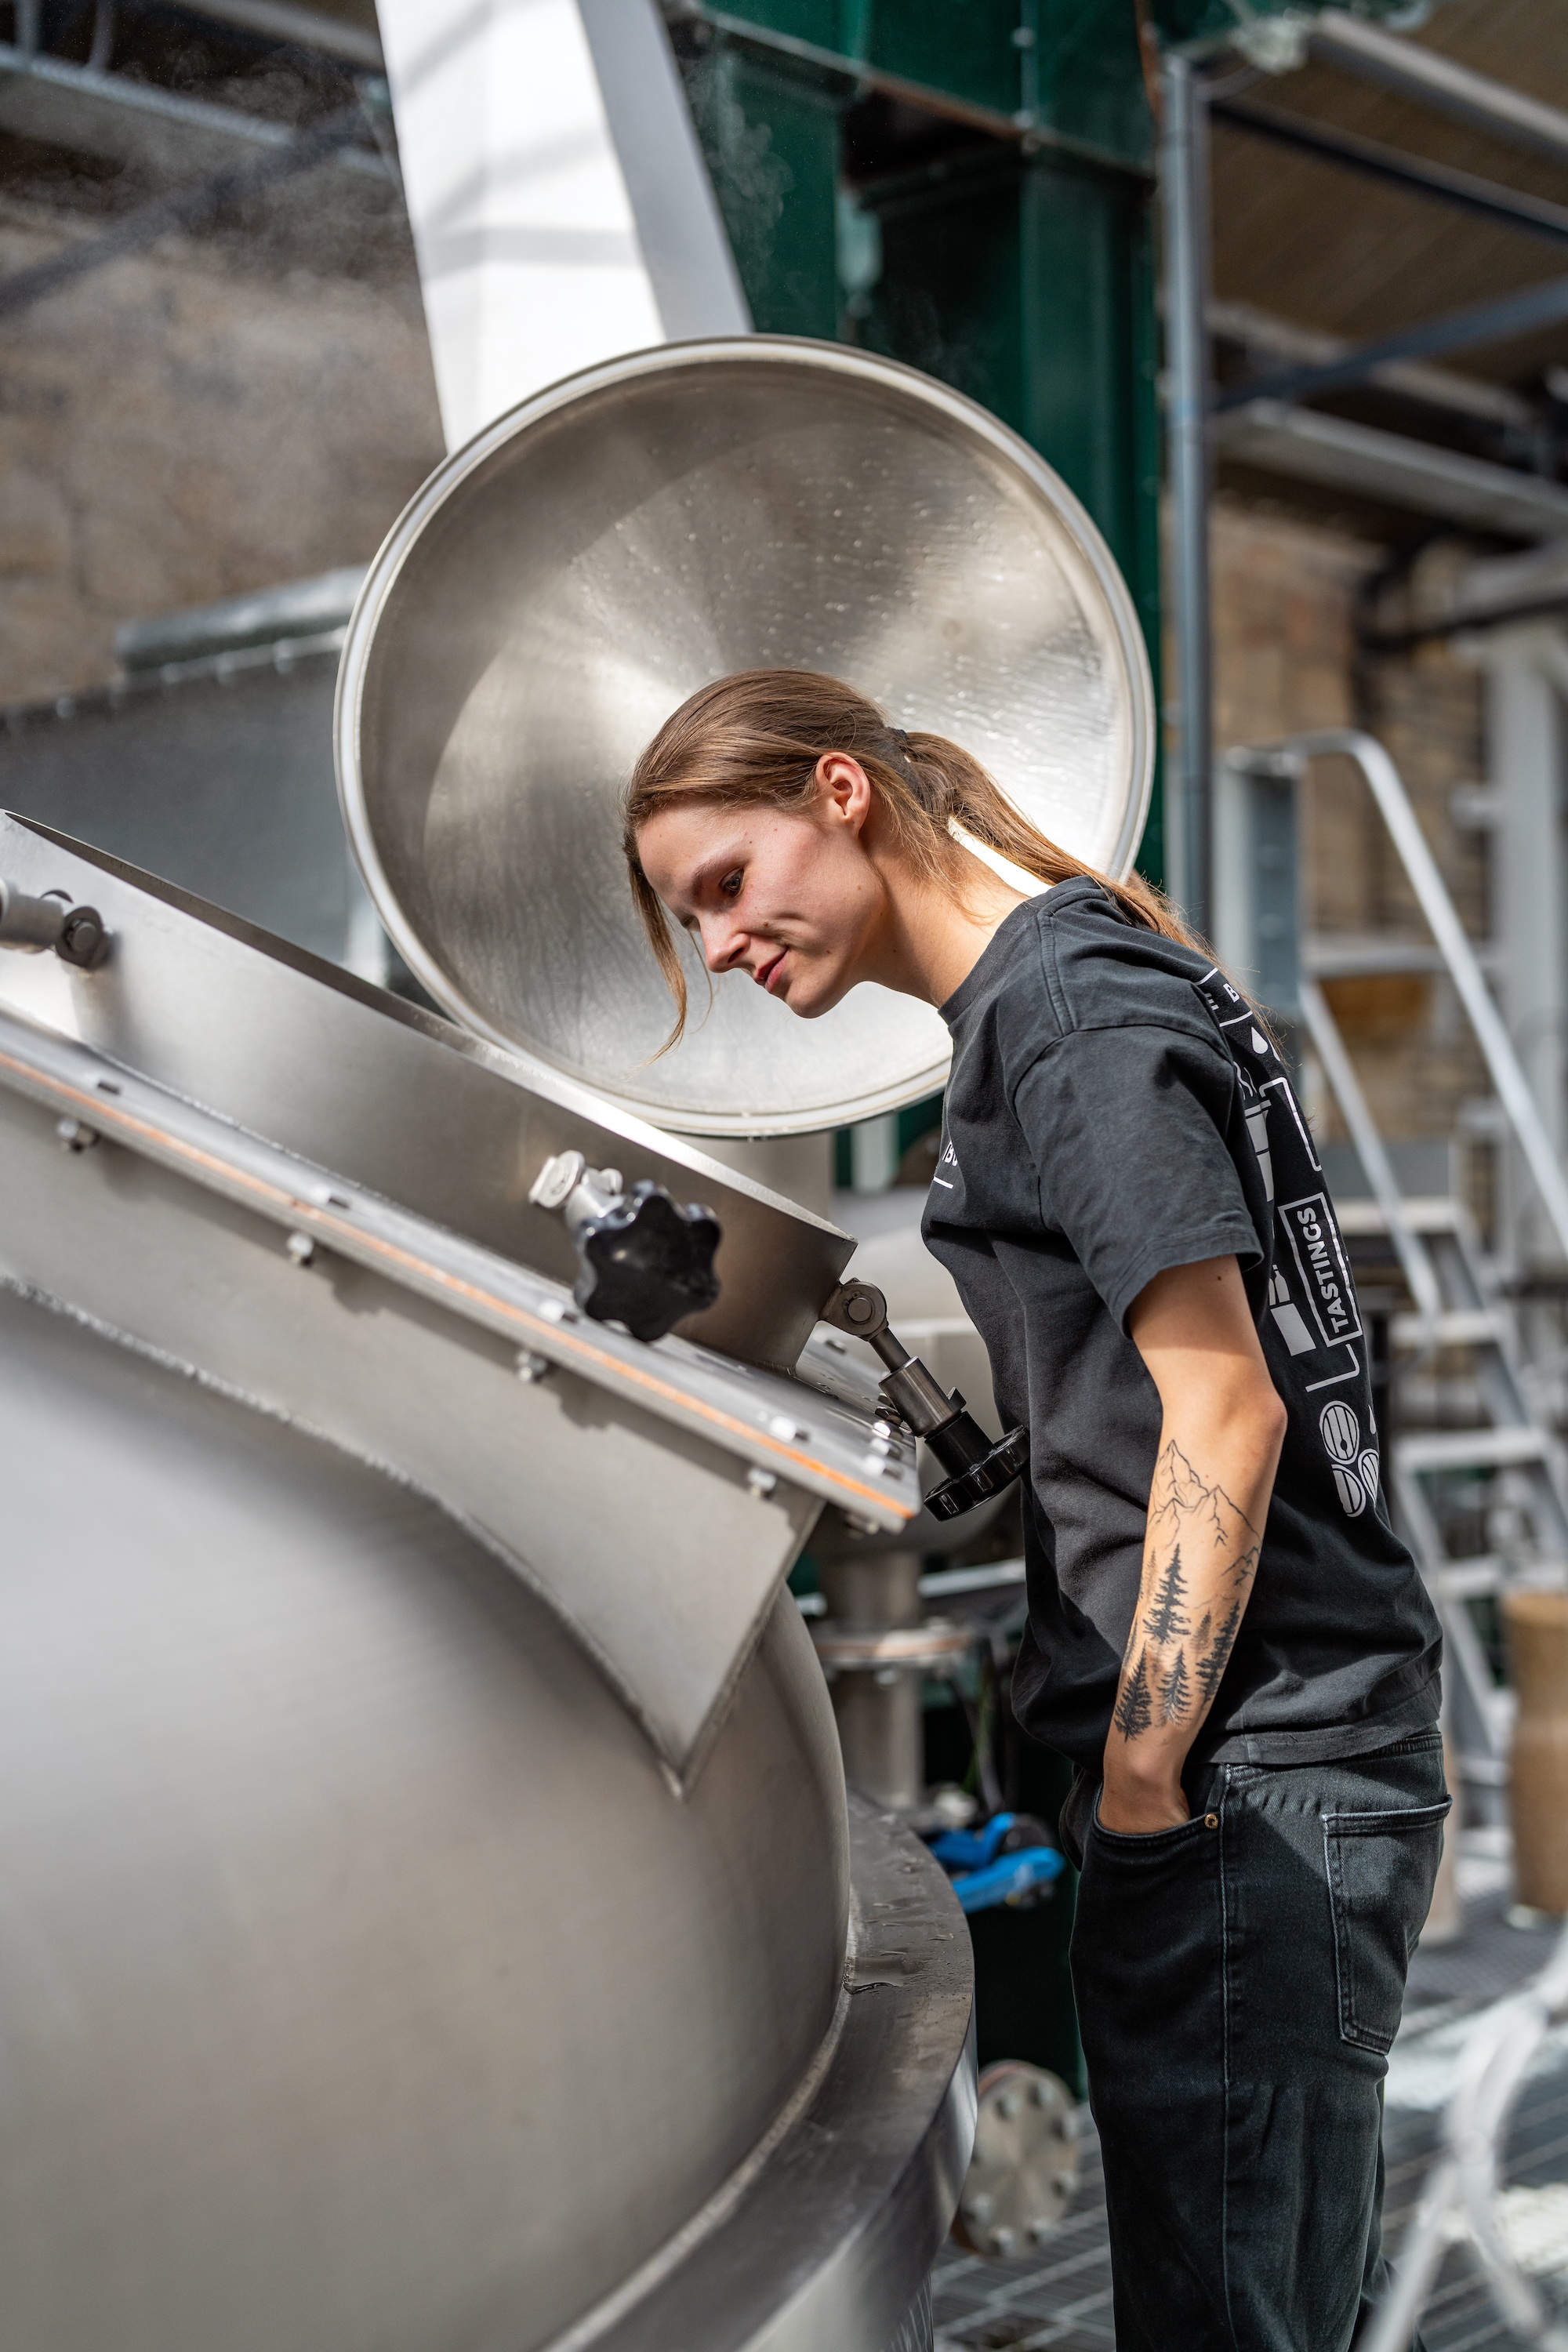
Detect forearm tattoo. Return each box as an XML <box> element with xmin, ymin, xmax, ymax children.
<box><xmin>1111</xmin><ymin>1440</ymin><xmax>1261</xmax><ymax>1744</ymax></box>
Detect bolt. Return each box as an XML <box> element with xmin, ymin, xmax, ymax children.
<box><xmin>1029</xmin><ymin>2219</ymin><xmax>1054</xmax><ymax>2245</ymax></box>
<box><xmin>873</xmin><ymin>1665</ymin><xmax>901</xmax><ymax>1687</ymax></box>
<box><xmin>846</xmin><ymin>1295</ymin><xmax>873</xmax><ymax>1324</ymax></box>
<box><xmin>515</xmin><ymin>1349</ymin><xmax>550</xmax><ymax>1383</ymax></box>
<box><xmin>963</xmin><ymin>2193</ymin><xmax>993</xmax><ymax>2223</ymax></box>
<box><xmin>746</xmin><ymin>1466</ymin><xmax>779</xmax><ymax>1500</ymax></box>
<box><xmin>55</xmin><ymin>1116</ymin><xmax>97</xmax><ymax>1152</ymax></box>
<box><xmin>997</xmin><ymin>2090</ymin><xmax>1022</xmax><ymax>2121</ymax></box>
<box><xmin>991</xmin><ymin>2227</ymin><xmax>1018</xmax><ymax>2256</ymax></box>
<box><xmin>528</xmin><ymin>1149</ymin><xmax>584</xmax><ymax>1211</ymax></box>
<box><xmin>285</xmin><ymin>1230</ymin><xmax>316</xmax><ymax>1267</ymax></box>
<box><xmin>1031</xmin><ymin>2078</ymin><xmax>1052</xmax><ymax>2107</ymax></box>
<box><xmin>58</xmin><ymin>908</ymin><xmax>105</xmax><ymax>967</ymax></box>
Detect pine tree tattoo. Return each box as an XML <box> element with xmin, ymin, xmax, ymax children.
<box><xmin>1144</xmin><ymin>1544</ymin><xmax>1191</xmax><ymax>1646</ymax></box>
<box><xmin>1195</xmin><ymin>1599</ymin><xmax>1243</xmax><ymax>1705</ymax></box>
<box><xmin>1113</xmin><ymin>1646</ymin><xmax>1154</xmax><ymax>1740</ymax></box>
<box><xmin>1160</xmin><ymin>1649</ymin><xmax>1192</xmax><ymax>1725</ymax></box>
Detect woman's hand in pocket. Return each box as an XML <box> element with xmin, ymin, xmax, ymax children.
<box><xmin>1098</xmin><ymin>1769</ymin><xmax>1191</xmax><ymax>1835</ymax></box>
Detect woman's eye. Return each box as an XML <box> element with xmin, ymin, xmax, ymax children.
<box><xmin>720</xmin><ymin>869</ymin><xmax>744</xmax><ymax>900</ymax></box>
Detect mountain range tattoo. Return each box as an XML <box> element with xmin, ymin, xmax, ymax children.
<box><xmin>1111</xmin><ymin>1442</ymin><xmax>1261</xmax><ymax>1744</ymax></box>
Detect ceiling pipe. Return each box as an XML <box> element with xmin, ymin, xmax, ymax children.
<box><xmin>172</xmin><ymin>1</ymin><xmax>383</xmax><ymax>70</ymax></box>
<box><xmin>1309</xmin><ymin>13</ymin><xmax>1568</xmax><ymax>174</ymax></box>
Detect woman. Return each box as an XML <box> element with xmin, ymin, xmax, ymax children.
<box><xmin>624</xmin><ymin>668</ymin><xmax>1446</xmax><ymax>2352</ymax></box>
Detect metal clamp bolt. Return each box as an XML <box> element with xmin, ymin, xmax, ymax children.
<box><xmin>56</xmin><ymin>1117</ymin><xmax>97</xmax><ymax>1152</ymax></box>
<box><xmin>285</xmin><ymin>1230</ymin><xmax>316</xmax><ymax>1267</ymax></box>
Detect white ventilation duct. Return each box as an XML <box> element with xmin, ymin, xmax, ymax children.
<box><xmin>376</xmin><ymin>0</ymin><xmax>750</xmax><ymax>452</ymax></box>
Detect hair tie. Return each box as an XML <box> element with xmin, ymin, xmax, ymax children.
<box><xmin>890</xmin><ymin>728</ymin><xmax>911</xmax><ymax>753</ymax></box>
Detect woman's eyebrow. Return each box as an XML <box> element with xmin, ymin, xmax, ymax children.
<box><xmin>685</xmin><ymin>849</ymin><xmax>742</xmax><ymax>901</ymax></box>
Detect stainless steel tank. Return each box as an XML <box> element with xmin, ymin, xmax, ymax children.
<box><xmin>0</xmin><ymin>817</ymin><xmax>969</xmax><ymax>2351</ymax></box>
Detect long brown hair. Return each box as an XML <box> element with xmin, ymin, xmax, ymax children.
<box><xmin>622</xmin><ymin>667</ymin><xmax>1198</xmax><ymax>1047</ymax></box>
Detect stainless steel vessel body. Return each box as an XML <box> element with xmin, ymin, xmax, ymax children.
<box><xmin>336</xmin><ymin>336</ymin><xmax>1155</xmax><ymax>1137</ymax></box>
<box><xmin>0</xmin><ymin>1286</ymin><xmax>971</xmax><ymax>2352</ymax></box>
<box><xmin>0</xmin><ymin>820</ymin><xmax>973</xmax><ymax>2349</ymax></box>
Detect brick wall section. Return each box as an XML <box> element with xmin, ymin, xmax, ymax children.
<box><xmin>1206</xmin><ymin>499</ymin><xmax>1492</xmax><ymax>1163</ymax></box>
<box><xmin>0</xmin><ymin>199</ymin><xmax>445</xmax><ymax>708</ymax></box>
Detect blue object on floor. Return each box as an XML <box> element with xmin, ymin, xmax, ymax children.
<box><xmin>928</xmin><ymin>1812</ymin><xmax>1065</xmax><ymax>1914</ymax></box>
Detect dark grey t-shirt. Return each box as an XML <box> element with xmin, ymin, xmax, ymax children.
<box><xmin>923</xmin><ymin>879</ymin><xmax>1441</xmax><ymax>1773</ymax></box>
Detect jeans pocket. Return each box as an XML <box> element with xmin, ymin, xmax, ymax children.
<box><xmin>1324</xmin><ymin>1798</ymin><xmax>1451</xmax><ymax>2053</ymax></box>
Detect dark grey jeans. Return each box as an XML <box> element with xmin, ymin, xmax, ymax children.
<box><xmin>1065</xmin><ymin>1728</ymin><xmax>1450</xmax><ymax>2352</ymax></box>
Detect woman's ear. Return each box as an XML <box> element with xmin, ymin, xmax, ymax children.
<box><xmin>816</xmin><ymin>752</ymin><xmax>873</xmax><ymax>836</ymax></box>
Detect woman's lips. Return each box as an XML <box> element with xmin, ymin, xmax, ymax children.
<box><xmin>757</xmin><ymin>949</ymin><xmax>787</xmax><ymax>996</ymax></box>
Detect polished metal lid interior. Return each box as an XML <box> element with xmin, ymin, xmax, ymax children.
<box><xmin>337</xmin><ymin>338</ymin><xmax>1154</xmax><ymax>1138</ymax></box>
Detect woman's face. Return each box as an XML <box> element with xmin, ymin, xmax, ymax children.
<box><xmin>634</xmin><ymin>758</ymin><xmax>882</xmax><ymax>1021</ymax></box>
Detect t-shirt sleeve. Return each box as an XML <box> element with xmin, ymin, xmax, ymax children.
<box><xmin>1012</xmin><ymin>1024</ymin><xmax>1263</xmax><ymax>1331</ymax></box>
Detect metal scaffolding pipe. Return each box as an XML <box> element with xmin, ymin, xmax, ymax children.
<box><xmin>1311</xmin><ymin>10</ymin><xmax>1568</xmax><ymax>175</ymax></box>
<box><xmin>1160</xmin><ymin>54</ymin><xmax>1213</xmax><ymax>938</ymax></box>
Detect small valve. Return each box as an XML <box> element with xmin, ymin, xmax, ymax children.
<box><xmin>0</xmin><ymin>878</ymin><xmax>111</xmax><ymax>970</ymax></box>
<box><xmin>822</xmin><ymin>1279</ymin><xmax>1029</xmax><ymax>1522</ymax></box>
<box><xmin>528</xmin><ymin>1149</ymin><xmax>721</xmax><ymax>1343</ymax></box>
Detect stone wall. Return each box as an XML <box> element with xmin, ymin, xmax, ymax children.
<box><xmin>0</xmin><ymin>192</ymin><xmax>444</xmax><ymax>709</ymax></box>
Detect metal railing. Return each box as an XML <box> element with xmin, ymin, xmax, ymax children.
<box><xmin>1367</xmin><ymin>1918</ymin><xmax>1568</xmax><ymax>2351</ymax></box>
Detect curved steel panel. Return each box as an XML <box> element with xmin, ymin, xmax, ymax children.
<box><xmin>337</xmin><ymin>336</ymin><xmax>1154</xmax><ymax>1136</ymax></box>
<box><xmin>0</xmin><ymin>1288</ymin><xmax>849</xmax><ymax>2352</ymax></box>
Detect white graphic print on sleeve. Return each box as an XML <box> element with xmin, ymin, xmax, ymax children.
<box><xmin>1278</xmin><ymin>1194</ymin><xmax>1363</xmax><ymax>1348</ymax></box>
<box><xmin>1319</xmin><ymin>1400</ymin><xmax>1380</xmax><ymax>1517</ymax></box>
<box><xmin>1243</xmin><ymin>1096</ymin><xmax>1275</xmax><ymax>1202</ymax></box>
<box><xmin>1268</xmin><ymin>1267</ymin><xmax>1317</xmax><ymax>1356</ymax></box>
<box><xmin>1194</xmin><ymin>967</ymin><xmax>1377</xmax><ymax>1517</ymax></box>
<box><xmin>931</xmin><ymin>1140</ymin><xmax>959</xmax><ymax>1192</ymax></box>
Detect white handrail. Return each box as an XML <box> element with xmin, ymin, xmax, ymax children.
<box><xmin>1364</xmin><ymin>1918</ymin><xmax>1568</xmax><ymax>2352</ymax></box>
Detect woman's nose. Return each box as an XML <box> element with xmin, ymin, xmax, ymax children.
<box><xmin>701</xmin><ymin>915</ymin><xmax>749</xmax><ymax>975</ymax></box>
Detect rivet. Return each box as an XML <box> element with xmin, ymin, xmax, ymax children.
<box><xmin>746</xmin><ymin>1466</ymin><xmax>778</xmax><ymax>1500</ymax></box>
<box><xmin>285</xmin><ymin>1230</ymin><xmax>315</xmax><ymax>1267</ymax></box>
<box><xmin>515</xmin><ymin>1349</ymin><xmax>550</xmax><ymax>1383</ymax></box>
<box><xmin>1205</xmin><ymin>1812</ymin><xmax>1219</xmax><ymax>1829</ymax></box>
<box><xmin>56</xmin><ymin>1116</ymin><xmax>97</xmax><ymax>1152</ymax></box>
<box><xmin>996</xmin><ymin>2090</ymin><xmax>1021</xmax><ymax>2120</ymax></box>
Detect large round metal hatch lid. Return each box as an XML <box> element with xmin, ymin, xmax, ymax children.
<box><xmin>337</xmin><ymin>339</ymin><xmax>1154</xmax><ymax>1138</ymax></box>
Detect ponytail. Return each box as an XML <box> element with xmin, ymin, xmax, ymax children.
<box><xmin>622</xmin><ymin>667</ymin><xmax>1197</xmax><ymax>1047</ymax></box>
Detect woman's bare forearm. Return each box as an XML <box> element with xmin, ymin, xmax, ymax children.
<box><xmin>1101</xmin><ymin>1258</ymin><xmax>1287</xmax><ymax>1831</ymax></box>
